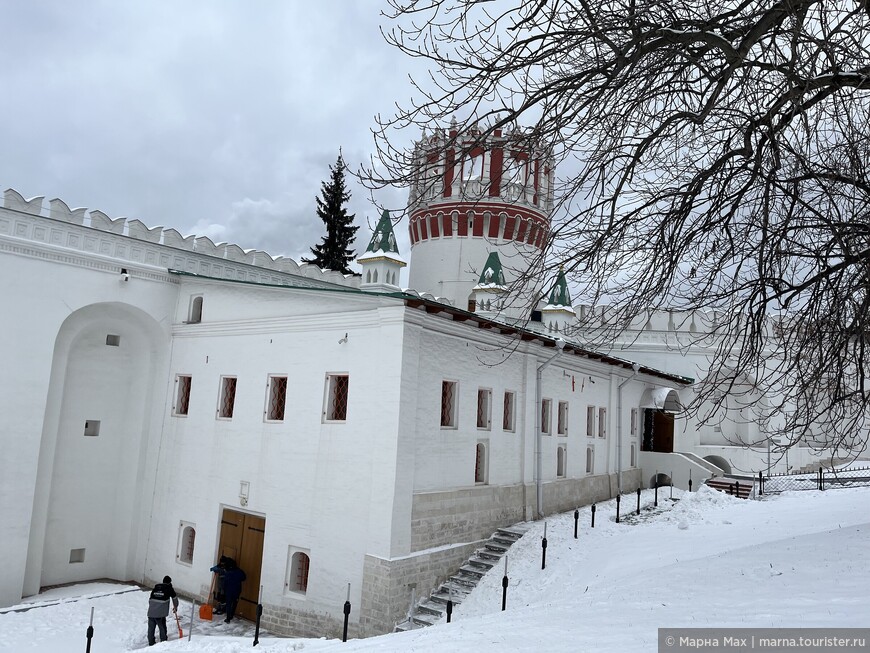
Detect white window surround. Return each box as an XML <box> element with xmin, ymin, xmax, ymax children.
<box><xmin>323</xmin><ymin>373</ymin><xmax>350</xmax><ymax>422</ymax></box>
<box><xmin>285</xmin><ymin>546</ymin><xmax>311</xmax><ymax>597</ymax></box>
<box><xmin>176</xmin><ymin>521</ymin><xmax>196</xmax><ymax>566</ymax></box>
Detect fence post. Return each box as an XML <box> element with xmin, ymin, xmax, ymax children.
<box><xmin>689</xmin><ymin>469</ymin><xmax>693</xmax><ymax>492</ymax></box>
<box><xmin>654</xmin><ymin>472</ymin><xmax>659</xmax><ymax>507</ymax></box>
<box><xmin>85</xmin><ymin>606</ymin><xmax>94</xmax><ymax>653</ymax></box>
<box><xmin>188</xmin><ymin>600</ymin><xmax>195</xmax><ymax>641</ymax></box>
<box><xmin>636</xmin><ymin>488</ymin><xmax>641</xmax><ymax>515</ymax></box>
<box><xmin>342</xmin><ymin>583</ymin><xmax>351</xmax><ymax>642</ymax></box>
<box><xmin>758</xmin><ymin>470</ymin><xmax>763</xmax><ymax>496</ymax></box>
<box><xmin>591</xmin><ymin>504</ymin><xmax>596</xmax><ymax>528</ymax></box>
<box><xmin>615</xmin><ymin>494</ymin><xmax>621</xmax><ymax>523</ymax></box>
<box><xmin>573</xmin><ymin>509</ymin><xmax>579</xmax><ymax>539</ymax></box>
<box><xmin>501</xmin><ymin>556</ymin><xmax>508</xmax><ymax>611</ymax></box>
<box><xmin>670</xmin><ymin>470</ymin><xmax>674</xmax><ymax>499</ymax></box>
<box><xmin>541</xmin><ymin>522</ymin><xmax>548</xmax><ymax>570</ymax></box>
<box><xmin>735</xmin><ymin>481</ymin><xmax>740</xmax><ymax>498</ymax></box>
<box><xmin>446</xmin><ymin>587</ymin><xmax>453</xmax><ymax>624</ymax></box>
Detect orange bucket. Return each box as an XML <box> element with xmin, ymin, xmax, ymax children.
<box><xmin>199</xmin><ymin>603</ymin><xmax>213</xmax><ymax>621</ymax></box>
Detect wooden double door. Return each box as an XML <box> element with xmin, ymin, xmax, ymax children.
<box><xmin>217</xmin><ymin>509</ymin><xmax>266</xmax><ymax>621</ymax></box>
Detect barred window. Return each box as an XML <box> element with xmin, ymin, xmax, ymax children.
<box><xmin>541</xmin><ymin>398</ymin><xmax>552</xmax><ymax>434</ymax></box>
<box><xmin>503</xmin><ymin>391</ymin><xmax>515</xmax><ymax>431</ymax></box>
<box><xmin>598</xmin><ymin>407</ymin><xmax>607</xmax><ymax>438</ymax></box>
<box><xmin>218</xmin><ymin>376</ymin><xmax>237</xmax><ymax>419</ymax></box>
<box><xmin>286</xmin><ymin>549</ymin><xmax>310</xmax><ymax>594</ymax></box>
<box><xmin>177</xmin><ymin>522</ymin><xmax>195</xmax><ymax>565</ymax></box>
<box><xmin>266</xmin><ymin>375</ymin><xmax>288</xmax><ymax>421</ymax></box>
<box><xmin>325</xmin><ymin>374</ymin><xmax>349</xmax><ymax>421</ymax></box>
<box><xmin>557</xmin><ymin>446</ymin><xmax>567</xmax><ymax>478</ymax></box>
<box><xmin>630</xmin><ymin>408</ymin><xmax>638</xmax><ymax>436</ymax></box>
<box><xmin>586</xmin><ymin>406</ymin><xmax>596</xmax><ymax>436</ymax></box>
<box><xmin>586</xmin><ymin>446</ymin><xmax>594</xmax><ymax>474</ymax></box>
<box><xmin>557</xmin><ymin>401</ymin><xmax>569</xmax><ymax>435</ymax></box>
<box><xmin>477</xmin><ymin>388</ymin><xmax>492</xmax><ymax>429</ymax></box>
<box><xmin>441</xmin><ymin>381</ymin><xmax>457</xmax><ymax>428</ymax></box>
<box><xmin>174</xmin><ymin>375</ymin><xmax>192</xmax><ymax>416</ymax></box>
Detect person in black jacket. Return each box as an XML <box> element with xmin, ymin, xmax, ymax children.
<box><xmin>221</xmin><ymin>559</ymin><xmax>246</xmax><ymax>623</ymax></box>
<box><xmin>147</xmin><ymin>575</ymin><xmax>179</xmax><ymax>645</ymax></box>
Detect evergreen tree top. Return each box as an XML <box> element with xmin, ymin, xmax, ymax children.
<box><xmin>302</xmin><ymin>153</ymin><xmax>359</xmax><ymax>275</ymax></box>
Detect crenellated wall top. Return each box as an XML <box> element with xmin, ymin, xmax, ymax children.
<box><xmin>1</xmin><ymin>187</ymin><xmax>360</xmax><ymax>289</ymax></box>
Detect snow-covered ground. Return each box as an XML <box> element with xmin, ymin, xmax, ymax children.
<box><xmin>2</xmin><ymin>486</ymin><xmax>867</xmax><ymax>652</ymax></box>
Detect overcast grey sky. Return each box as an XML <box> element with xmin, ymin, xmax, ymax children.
<box><xmin>0</xmin><ymin>1</ymin><xmax>421</xmax><ymax>264</ymax></box>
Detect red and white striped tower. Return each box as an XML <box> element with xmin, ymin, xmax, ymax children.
<box><xmin>406</xmin><ymin>120</ymin><xmax>555</xmax><ymax>313</ymax></box>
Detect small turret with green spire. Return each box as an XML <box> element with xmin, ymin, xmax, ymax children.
<box><xmin>477</xmin><ymin>252</ymin><xmax>506</xmax><ymax>287</ymax></box>
<box><xmin>358</xmin><ymin>209</ymin><xmax>406</xmax><ymax>292</ymax></box>
<box><xmin>365</xmin><ymin>210</ymin><xmax>400</xmax><ymax>254</ymax></box>
<box><xmin>542</xmin><ymin>266</ymin><xmax>576</xmax><ymax>333</ymax></box>
<box><xmin>547</xmin><ymin>267</ymin><xmax>572</xmax><ymax>307</ymax></box>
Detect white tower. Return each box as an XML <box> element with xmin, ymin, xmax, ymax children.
<box><xmin>406</xmin><ymin>120</ymin><xmax>555</xmax><ymax>310</ymax></box>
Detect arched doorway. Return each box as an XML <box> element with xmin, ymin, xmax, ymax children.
<box><xmin>639</xmin><ymin>387</ymin><xmax>682</xmax><ymax>453</ymax></box>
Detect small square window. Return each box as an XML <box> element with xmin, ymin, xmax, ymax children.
<box><xmin>69</xmin><ymin>548</ymin><xmax>86</xmax><ymax>564</ymax></box>
<box><xmin>325</xmin><ymin>374</ymin><xmax>349</xmax><ymax>422</ymax></box>
<box><xmin>503</xmin><ymin>391</ymin><xmax>516</xmax><ymax>432</ymax></box>
<box><xmin>477</xmin><ymin>388</ymin><xmax>492</xmax><ymax>430</ymax></box>
<box><xmin>105</xmin><ymin>334</ymin><xmax>121</xmax><ymax>346</ymax></box>
<box><xmin>557</xmin><ymin>401</ymin><xmax>569</xmax><ymax>436</ymax></box>
<box><xmin>598</xmin><ymin>407</ymin><xmax>607</xmax><ymax>438</ymax></box>
<box><xmin>174</xmin><ymin>375</ymin><xmax>192</xmax><ymax>416</ymax></box>
<box><xmin>84</xmin><ymin>420</ymin><xmax>101</xmax><ymax>437</ymax></box>
<box><xmin>541</xmin><ymin>398</ymin><xmax>552</xmax><ymax>435</ymax></box>
<box><xmin>266</xmin><ymin>375</ymin><xmax>288</xmax><ymax>421</ymax></box>
<box><xmin>218</xmin><ymin>377</ymin><xmax>237</xmax><ymax>419</ymax></box>
<box><xmin>586</xmin><ymin>406</ymin><xmax>596</xmax><ymax>437</ymax></box>
<box><xmin>441</xmin><ymin>381</ymin><xmax>458</xmax><ymax>428</ymax></box>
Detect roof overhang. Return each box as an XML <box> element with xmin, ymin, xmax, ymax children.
<box><xmin>639</xmin><ymin>386</ymin><xmax>682</xmax><ymax>412</ymax></box>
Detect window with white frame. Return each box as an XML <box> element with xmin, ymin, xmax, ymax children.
<box><xmin>503</xmin><ymin>391</ymin><xmax>516</xmax><ymax>432</ymax></box>
<box><xmin>441</xmin><ymin>381</ymin><xmax>458</xmax><ymax>428</ymax></box>
<box><xmin>176</xmin><ymin>522</ymin><xmax>195</xmax><ymax>565</ymax></box>
<box><xmin>630</xmin><ymin>443</ymin><xmax>637</xmax><ymax>468</ymax></box>
<box><xmin>557</xmin><ymin>445</ymin><xmax>567</xmax><ymax>477</ymax></box>
<box><xmin>475</xmin><ymin>441</ymin><xmax>489</xmax><ymax>484</ymax></box>
<box><xmin>173</xmin><ymin>375</ymin><xmax>192</xmax><ymax>416</ymax></box>
<box><xmin>630</xmin><ymin>407</ymin><xmax>639</xmax><ymax>436</ymax></box>
<box><xmin>265</xmin><ymin>375</ymin><xmax>288</xmax><ymax>422</ymax></box>
<box><xmin>557</xmin><ymin>401</ymin><xmax>569</xmax><ymax>436</ymax></box>
<box><xmin>586</xmin><ymin>446</ymin><xmax>594</xmax><ymax>474</ymax></box>
<box><xmin>324</xmin><ymin>374</ymin><xmax>349</xmax><ymax>422</ymax></box>
<box><xmin>586</xmin><ymin>405</ymin><xmax>596</xmax><ymax>436</ymax></box>
<box><xmin>598</xmin><ymin>407</ymin><xmax>607</xmax><ymax>438</ymax></box>
<box><xmin>285</xmin><ymin>548</ymin><xmax>311</xmax><ymax>595</ymax></box>
<box><xmin>217</xmin><ymin>376</ymin><xmax>237</xmax><ymax>419</ymax></box>
<box><xmin>541</xmin><ymin>398</ymin><xmax>552</xmax><ymax>434</ymax></box>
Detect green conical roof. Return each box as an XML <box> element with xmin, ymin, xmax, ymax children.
<box><xmin>365</xmin><ymin>210</ymin><xmax>400</xmax><ymax>254</ymax></box>
<box><xmin>548</xmin><ymin>268</ymin><xmax>572</xmax><ymax>306</ymax></box>
<box><xmin>477</xmin><ymin>252</ymin><xmax>506</xmax><ymax>286</ymax></box>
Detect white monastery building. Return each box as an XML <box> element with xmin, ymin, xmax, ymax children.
<box><xmin>0</xmin><ymin>124</ymin><xmax>836</xmax><ymax>637</ymax></box>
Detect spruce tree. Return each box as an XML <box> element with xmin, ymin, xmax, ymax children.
<box><xmin>303</xmin><ymin>153</ymin><xmax>358</xmax><ymax>274</ymax></box>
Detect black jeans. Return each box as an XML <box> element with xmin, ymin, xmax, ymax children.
<box><xmin>225</xmin><ymin>595</ymin><xmax>240</xmax><ymax>622</ymax></box>
<box><xmin>147</xmin><ymin>616</ymin><xmax>167</xmax><ymax>645</ymax></box>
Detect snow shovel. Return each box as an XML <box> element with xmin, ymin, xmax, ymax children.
<box><xmin>175</xmin><ymin>610</ymin><xmax>183</xmax><ymax>639</ymax></box>
<box><xmin>199</xmin><ymin>575</ymin><xmax>215</xmax><ymax>621</ymax></box>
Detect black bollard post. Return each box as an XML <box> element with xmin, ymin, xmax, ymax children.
<box><xmin>591</xmin><ymin>504</ymin><xmax>596</xmax><ymax>528</ymax></box>
<box><xmin>670</xmin><ymin>470</ymin><xmax>674</xmax><ymax>499</ymax></box>
<box><xmin>819</xmin><ymin>468</ymin><xmax>823</xmax><ymax>491</ymax></box>
<box><xmin>636</xmin><ymin>488</ymin><xmax>641</xmax><ymax>515</ymax></box>
<box><xmin>574</xmin><ymin>509</ymin><xmax>579</xmax><ymax>539</ymax></box>
<box><xmin>85</xmin><ymin>606</ymin><xmax>94</xmax><ymax>653</ymax></box>
<box><xmin>342</xmin><ymin>583</ymin><xmax>351</xmax><ymax>643</ymax></box>
<box><xmin>655</xmin><ymin>475</ymin><xmax>659</xmax><ymax>507</ymax></box>
<box><xmin>758</xmin><ymin>471</ymin><xmax>763</xmax><ymax>496</ymax></box>
<box><xmin>736</xmin><ymin>481</ymin><xmax>741</xmax><ymax>498</ymax></box>
<box><xmin>446</xmin><ymin>596</ymin><xmax>453</xmax><ymax>623</ymax></box>
<box><xmin>728</xmin><ymin>483</ymin><xmax>733</xmax><ymax>496</ymax></box>
<box><xmin>541</xmin><ymin>522</ymin><xmax>548</xmax><ymax>570</ymax></box>
<box><xmin>616</xmin><ymin>494</ymin><xmax>621</xmax><ymax>523</ymax></box>
<box><xmin>253</xmin><ymin>585</ymin><xmax>263</xmax><ymax>646</ymax></box>
<box><xmin>688</xmin><ymin>469</ymin><xmax>693</xmax><ymax>493</ymax></box>
<box><xmin>501</xmin><ymin>556</ymin><xmax>509</xmax><ymax>611</ymax></box>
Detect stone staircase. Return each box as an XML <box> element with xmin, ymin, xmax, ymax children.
<box><xmin>705</xmin><ymin>475</ymin><xmax>754</xmax><ymax>499</ymax></box>
<box><xmin>395</xmin><ymin>524</ymin><xmax>530</xmax><ymax>631</ymax></box>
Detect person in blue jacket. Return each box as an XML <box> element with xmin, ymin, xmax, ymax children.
<box><xmin>222</xmin><ymin>558</ymin><xmax>246</xmax><ymax>623</ymax></box>
<box><xmin>209</xmin><ymin>556</ymin><xmax>230</xmax><ymax>614</ymax></box>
